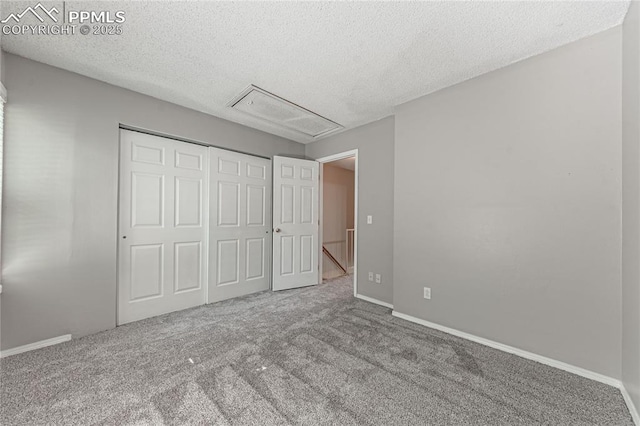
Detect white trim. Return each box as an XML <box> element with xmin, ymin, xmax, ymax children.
<box><xmin>0</xmin><ymin>334</ymin><xmax>72</xmax><ymax>358</ymax></box>
<box><xmin>621</xmin><ymin>385</ymin><xmax>640</xmax><ymax>425</ymax></box>
<box><xmin>0</xmin><ymin>82</ymin><xmax>6</xmax><ymax>103</ymax></box>
<box><xmin>391</xmin><ymin>311</ymin><xmax>622</xmax><ymax>388</ymax></box>
<box><xmin>315</xmin><ymin>150</ymin><xmax>359</xmax><ymax>164</ymax></box>
<box><xmin>356</xmin><ymin>294</ymin><xmax>393</xmax><ymax>309</ymax></box>
<box><xmin>316</xmin><ymin>149</ymin><xmax>359</xmax><ymax>298</ymax></box>
<box><xmin>391</xmin><ymin>311</ymin><xmax>640</xmax><ymax>424</ymax></box>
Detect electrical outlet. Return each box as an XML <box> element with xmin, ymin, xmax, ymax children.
<box><xmin>375</xmin><ymin>274</ymin><xmax>381</xmax><ymax>284</ymax></box>
<box><xmin>423</xmin><ymin>287</ymin><xmax>431</xmax><ymax>299</ymax></box>
<box><xmin>367</xmin><ymin>215</ymin><xmax>373</xmax><ymax>224</ymax></box>
<box><xmin>368</xmin><ymin>272</ymin><xmax>374</xmax><ymax>281</ymax></box>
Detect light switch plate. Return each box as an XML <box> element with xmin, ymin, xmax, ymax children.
<box><xmin>424</xmin><ymin>287</ymin><xmax>431</xmax><ymax>299</ymax></box>
<box><xmin>367</xmin><ymin>215</ymin><xmax>373</xmax><ymax>224</ymax></box>
<box><xmin>375</xmin><ymin>274</ymin><xmax>381</xmax><ymax>283</ymax></box>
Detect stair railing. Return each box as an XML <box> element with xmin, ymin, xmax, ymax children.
<box><xmin>322</xmin><ymin>245</ymin><xmax>348</xmax><ymax>276</ymax></box>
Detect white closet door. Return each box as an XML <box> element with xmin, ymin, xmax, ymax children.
<box><xmin>118</xmin><ymin>130</ymin><xmax>208</xmax><ymax>325</ymax></box>
<box><xmin>209</xmin><ymin>148</ymin><xmax>272</xmax><ymax>303</ymax></box>
<box><xmin>272</xmin><ymin>156</ymin><xmax>319</xmax><ymax>291</ymax></box>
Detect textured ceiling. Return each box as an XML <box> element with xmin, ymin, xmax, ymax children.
<box><xmin>0</xmin><ymin>1</ymin><xmax>631</xmax><ymax>143</ymax></box>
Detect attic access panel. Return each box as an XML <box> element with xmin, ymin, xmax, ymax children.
<box><xmin>229</xmin><ymin>86</ymin><xmax>343</xmax><ymax>138</ymax></box>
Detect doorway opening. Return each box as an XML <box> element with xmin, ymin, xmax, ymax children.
<box><xmin>317</xmin><ymin>150</ymin><xmax>358</xmax><ymax>297</ymax></box>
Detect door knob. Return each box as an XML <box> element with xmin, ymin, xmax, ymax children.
<box><xmin>274</xmin><ymin>228</ymin><xmax>281</xmax><ymax>233</ymax></box>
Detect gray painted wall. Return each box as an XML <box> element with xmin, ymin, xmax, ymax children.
<box><xmin>622</xmin><ymin>1</ymin><xmax>640</xmax><ymax>414</ymax></box>
<box><xmin>1</xmin><ymin>53</ymin><xmax>303</xmax><ymax>351</ymax></box>
<box><xmin>394</xmin><ymin>28</ymin><xmax>622</xmax><ymax>378</ymax></box>
<box><xmin>306</xmin><ymin>117</ymin><xmax>394</xmax><ymax>305</ymax></box>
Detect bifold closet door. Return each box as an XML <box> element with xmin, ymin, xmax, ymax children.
<box><xmin>209</xmin><ymin>148</ymin><xmax>272</xmax><ymax>303</ymax></box>
<box><xmin>118</xmin><ymin>130</ymin><xmax>209</xmax><ymax>325</ymax></box>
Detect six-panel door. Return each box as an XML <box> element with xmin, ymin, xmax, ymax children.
<box><xmin>118</xmin><ymin>130</ymin><xmax>209</xmax><ymax>325</ymax></box>
<box><xmin>208</xmin><ymin>148</ymin><xmax>272</xmax><ymax>302</ymax></box>
<box><xmin>272</xmin><ymin>156</ymin><xmax>319</xmax><ymax>291</ymax></box>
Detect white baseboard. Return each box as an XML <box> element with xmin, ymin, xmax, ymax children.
<box><xmin>356</xmin><ymin>294</ymin><xmax>393</xmax><ymax>309</ymax></box>
<box><xmin>0</xmin><ymin>334</ymin><xmax>72</xmax><ymax>358</ymax></box>
<box><xmin>621</xmin><ymin>385</ymin><xmax>640</xmax><ymax>425</ymax></box>
<box><xmin>391</xmin><ymin>311</ymin><xmax>640</xmax><ymax>424</ymax></box>
<box><xmin>391</xmin><ymin>311</ymin><xmax>621</xmax><ymax>388</ymax></box>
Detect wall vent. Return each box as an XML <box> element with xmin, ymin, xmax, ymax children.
<box><xmin>228</xmin><ymin>85</ymin><xmax>343</xmax><ymax>138</ymax></box>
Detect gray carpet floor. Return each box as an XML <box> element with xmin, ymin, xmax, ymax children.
<box><xmin>0</xmin><ymin>275</ymin><xmax>633</xmax><ymax>425</ymax></box>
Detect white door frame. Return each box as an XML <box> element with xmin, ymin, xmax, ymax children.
<box><xmin>315</xmin><ymin>149</ymin><xmax>358</xmax><ymax>297</ymax></box>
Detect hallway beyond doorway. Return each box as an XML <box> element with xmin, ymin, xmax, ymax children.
<box><xmin>321</xmin><ymin>158</ymin><xmax>355</xmax><ymax>286</ymax></box>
